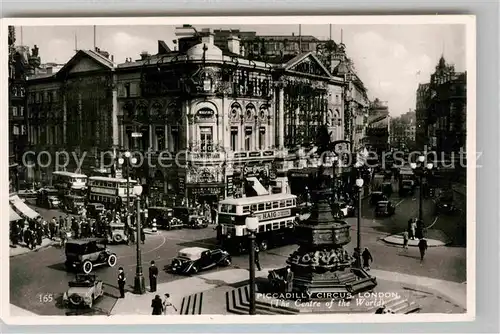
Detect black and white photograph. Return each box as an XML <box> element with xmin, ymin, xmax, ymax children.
<box><xmin>2</xmin><ymin>16</ymin><xmax>475</xmax><ymax>324</ymax></box>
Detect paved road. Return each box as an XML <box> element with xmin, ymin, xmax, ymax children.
<box><xmin>11</xmin><ymin>188</ymin><xmax>466</xmax><ymax>315</ymax></box>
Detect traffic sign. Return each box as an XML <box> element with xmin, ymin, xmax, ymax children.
<box><xmin>131</xmin><ymin>132</ymin><xmax>143</xmax><ymax>138</ymax></box>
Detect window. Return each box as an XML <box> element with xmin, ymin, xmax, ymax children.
<box><xmin>230</xmin><ymin>127</ymin><xmax>238</xmax><ymax>151</ymax></box>
<box><xmin>12</xmin><ymin>106</ymin><xmax>18</xmax><ymax>117</ymax></box>
<box><xmin>279</xmin><ymin>200</ymin><xmax>286</xmax><ymax>208</ymax></box>
<box><xmin>245</xmin><ymin>127</ymin><xmax>252</xmax><ymax>151</ymax></box>
<box><xmin>243</xmin><ymin>206</ymin><xmax>250</xmax><ymax>213</ymax></box>
<box><xmin>12</xmin><ymin>125</ymin><xmax>20</xmax><ymax>135</ymax></box>
<box><xmin>251</xmin><ymin>204</ymin><xmax>257</xmax><ymax>212</ymax></box>
<box><xmin>259</xmin><ymin>127</ymin><xmax>266</xmax><ymax>150</ymax></box>
<box><xmin>199</xmin><ymin>126</ymin><xmax>213</xmax><ymax>152</ymax></box>
<box><xmin>171</xmin><ymin>126</ymin><xmax>180</xmax><ymax>152</ymax></box>
<box><xmin>265</xmin><ymin>203</ymin><xmax>271</xmax><ymax>210</ymax></box>
<box><xmin>19</xmin><ymin>106</ymin><xmax>24</xmax><ymax>116</ymax></box>
<box><xmin>257</xmin><ymin>203</ymin><xmax>264</xmax><ymax>211</ymax></box>
<box><xmin>272</xmin><ymin>201</ymin><xmax>279</xmax><ymax>209</ymax></box>
<box><xmin>286</xmin><ymin>199</ymin><xmax>293</xmax><ymax>206</ymax></box>
<box><xmin>125</xmin><ymin>83</ymin><xmax>131</xmax><ymax>98</ymax></box>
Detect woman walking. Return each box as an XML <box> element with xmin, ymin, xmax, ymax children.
<box><xmin>162</xmin><ymin>293</ymin><xmax>178</xmax><ymax>315</ymax></box>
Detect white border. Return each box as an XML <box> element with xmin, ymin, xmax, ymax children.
<box><xmin>0</xmin><ymin>15</ymin><xmax>476</xmax><ymax>325</ymax></box>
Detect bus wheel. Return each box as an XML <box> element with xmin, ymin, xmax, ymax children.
<box><xmin>258</xmin><ymin>240</ymin><xmax>269</xmax><ymax>251</ymax></box>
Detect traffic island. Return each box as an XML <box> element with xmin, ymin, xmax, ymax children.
<box><xmin>383</xmin><ymin>230</ymin><xmax>450</xmax><ymax>247</ymax></box>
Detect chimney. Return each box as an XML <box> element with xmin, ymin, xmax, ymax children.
<box><xmin>201</xmin><ymin>28</ymin><xmax>214</xmax><ymax>45</ymax></box>
<box><xmin>140</xmin><ymin>51</ymin><xmax>150</xmax><ymax>60</ymax></box>
<box><xmin>227</xmin><ymin>35</ymin><xmax>241</xmax><ymax>55</ymax></box>
<box><xmin>111</xmin><ymin>55</ymin><xmax>114</xmax><ymax>62</ymax></box>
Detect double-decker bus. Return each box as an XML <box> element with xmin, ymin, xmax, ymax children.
<box><xmin>52</xmin><ymin>171</ymin><xmax>87</xmax><ymax>195</ymax></box>
<box><xmin>217</xmin><ymin>193</ymin><xmax>298</xmax><ymax>253</ymax></box>
<box><xmin>87</xmin><ymin>176</ymin><xmax>137</xmax><ymax>208</ymax></box>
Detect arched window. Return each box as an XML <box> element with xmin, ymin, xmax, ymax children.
<box><xmin>137</xmin><ymin>104</ymin><xmax>148</xmax><ymax>119</ymax></box>
<box><xmin>230</xmin><ymin>102</ymin><xmax>242</xmax><ymax>121</ymax></box>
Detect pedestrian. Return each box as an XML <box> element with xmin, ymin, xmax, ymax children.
<box><xmin>36</xmin><ymin>225</ymin><xmax>43</xmax><ymax>246</ymax></box>
<box><xmin>410</xmin><ymin>220</ymin><xmax>416</xmax><ymax>240</ymax></box>
<box><xmin>362</xmin><ymin>247</ymin><xmax>373</xmax><ymax>270</ymax></box>
<box><xmin>352</xmin><ymin>248</ymin><xmax>361</xmax><ymax>267</ymax></box>
<box><xmin>402</xmin><ymin>230</ymin><xmax>409</xmax><ymax>249</ymax></box>
<box><xmin>140</xmin><ymin>228</ymin><xmax>145</xmax><ymax>244</ymax></box>
<box><xmin>49</xmin><ymin>217</ymin><xmax>57</xmax><ymax>240</ymax></box>
<box><xmin>284</xmin><ymin>266</ymin><xmax>294</xmax><ymax>293</ymax></box>
<box><xmin>254</xmin><ymin>246</ymin><xmax>262</xmax><ymax>271</ymax></box>
<box><xmin>149</xmin><ymin>261</ymin><xmax>158</xmax><ymax>292</ymax></box>
<box><xmin>211</xmin><ymin>205</ymin><xmax>218</xmax><ymax>225</ymax></box>
<box><xmin>418</xmin><ymin>238</ymin><xmax>428</xmax><ymax>262</ymax></box>
<box><xmin>151</xmin><ymin>294</ymin><xmax>163</xmax><ymax>315</ymax></box>
<box><xmin>162</xmin><ymin>293</ymin><xmax>178</xmax><ymax>315</ymax></box>
<box><xmin>117</xmin><ymin>267</ymin><xmax>126</xmax><ymax>298</ymax></box>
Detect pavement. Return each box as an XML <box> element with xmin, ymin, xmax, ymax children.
<box><xmin>9</xmin><ymin>238</ymin><xmax>57</xmax><ymax>257</ymax></box>
<box><xmin>110</xmin><ymin>267</ymin><xmax>466</xmax><ymax>315</ymax></box>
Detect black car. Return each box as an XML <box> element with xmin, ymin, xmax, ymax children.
<box><xmin>435</xmin><ymin>192</ymin><xmax>457</xmax><ymax>215</ymax></box>
<box><xmin>64</xmin><ymin>238</ymin><xmax>118</xmax><ymax>274</ymax></box>
<box><xmin>375</xmin><ymin>200</ymin><xmax>396</xmax><ymax>217</ymax></box>
<box><xmin>170</xmin><ymin>247</ymin><xmax>231</xmax><ymax>275</ymax></box>
<box><xmin>370</xmin><ymin>192</ymin><xmax>388</xmax><ymax>206</ymax></box>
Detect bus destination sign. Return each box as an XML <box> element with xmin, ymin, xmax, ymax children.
<box><xmin>257</xmin><ymin>209</ymin><xmax>291</xmax><ymax>222</ymax></box>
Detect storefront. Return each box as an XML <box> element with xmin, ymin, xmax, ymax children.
<box><xmin>186</xmin><ymin>183</ymin><xmax>225</xmax><ymax>205</ymax></box>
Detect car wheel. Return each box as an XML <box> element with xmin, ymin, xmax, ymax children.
<box><xmin>69</xmin><ymin>294</ymin><xmax>82</xmax><ymax>306</ymax></box>
<box><xmin>82</xmin><ymin>260</ymin><xmax>93</xmax><ymax>274</ymax></box>
<box><xmin>259</xmin><ymin>240</ymin><xmax>269</xmax><ymax>251</ymax></box>
<box><xmin>107</xmin><ymin>254</ymin><xmax>117</xmax><ymax>267</ymax></box>
<box><xmin>222</xmin><ymin>258</ymin><xmax>231</xmax><ymax>266</ymax></box>
<box><xmin>112</xmin><ymin>234</ymin><xmax>123</xmax><ymax>243</ymax></box>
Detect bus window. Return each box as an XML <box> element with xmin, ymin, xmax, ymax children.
<box><xmin>280</xmin><ymin>200</ymin><xmax>286</xmax><ymax>208</ymax></box>
<box><xmin>272</xmin><ymin>201</ymin><xmax>279</xmax><ymax>209</ymax></box>
<box><xmin>251</xmin><ymin>204</ymin><xmax>257</xmax><ymax>212</ymax></box>
<box><xmin>292</xmin><ymin>199</ymin><xmax>296</xmax><ymax>206</ymax></box>
<box><xmin>258</xmin><ymin>224</ymin><xmax>265</xmax><ymax>233</ymax></box>
<box><xmin>286</xmin><ymin>199</ymin><xmax>293</xmax><ymax>206</ymax></box>
<box><xmin>272</xmin><ymin>222</ymin><xmax>279</xmax><ymax>230</ymax></box>
<box><xmin>243</xmin><ymin>206</ymin><xmax>250</xmax><ymax>213</ymax></box>
<box><xmin>258</xmin><ymin>203</ymin><xmax>265</xmax><ymax>211</ymax></box>
<box><xmin>229</xmin><ymin>205</ymin><xmax>236</xmax><ymax>213</ymax></box>
<box><xmin>265</xmin><ymin>203</ymin><xmax>271</xmax><ymax>210</ymax></box>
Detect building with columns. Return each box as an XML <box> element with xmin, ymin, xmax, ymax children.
<box><xmin>25</xmin><ymin>27</ymin><xmax>347</xmax><ymax>205</ymax></box>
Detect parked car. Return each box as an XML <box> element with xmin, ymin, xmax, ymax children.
<box><xmin>370</xmin><ymin>192</ymin><xmax>388</xmax><ymax>206</ymax></box>
<box><xmin>64</xmin><ymin>238</ymin><xmax>118</xmax><ymax>274</ymax></box>
<box><xmin>86</xmin><ymin>203</ymin><xmax>105</xmax><ymax>219</ymax></box>
<box><xmin>435</xmin><ymin>191</ymin><xmax>457</xmax><ymax>215</ymax></box>
<box><xmin>375</xmin><ymin>200</ymin><xmax>396</xmax><ymax>217</ymax></box>
<box><xmin>36</xmin><ymin>188</ymin><xmax>60</xmax><ymax>209</ymax></box>
<box><xmin>170</xmin><ymin>247</ymin><xmax>231</xmax><ymax>275</ymax></box>
<box><xmin>106</xmin><ymin>222</ymin><xmax>128</xmax><ymax>244</ymax></box>
<box><xmin>173</xmin><ymin>207</ymin><xmax>209</xmax><ymax>229</ymax></box>
<box><xmin>62</xmin><ymin>274</ymin><xmax>104</xmax><ymax>308</ymax></box>
<box><xmin>148</xmin><ymin>207</ymin><xmax>183</xmax><ymax>230</ymax></box>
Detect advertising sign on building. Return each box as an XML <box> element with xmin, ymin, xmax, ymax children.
<box><xmin>226</xmin><ymin>175</ymin><xmax>234</xmax><ymax>197</ymax></box>
<box><xmin>178</xmin><ymin>176</ymin><xmax>185</xmax><ymax>195</ymax></box>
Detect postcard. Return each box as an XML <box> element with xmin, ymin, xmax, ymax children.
<box><xmin>1</xmin><ymin>15</ymin><xmax>475</xmax><ymax>325</ymax></box>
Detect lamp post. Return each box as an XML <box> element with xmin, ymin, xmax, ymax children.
<box><xmin>133</xmin><ymin>184</ymin><xmax>146</xmax><ymax>294</ymax></box>
<box><xmin>410</xmin><ymin>155</ymin><xmax>433</xmax><ymax>225</ymax></box>
<box><xmin>245</xmin><ymin>213</ymin><xmax>259</xmax><ymax>315</ymax></box>
<box><xmin>354</xmin><ymin>161</ymin><xmax>364</xmax><ymax>268</ymax></box>
<box><xmin>331</xmin><ymin>154</ymin><xmax>339</xmax><ymax>201</ymax></box>
<box><xmin>118</xmin><ymin>151</ymin><xmax>135</xmax><ymax>213</ymax></box>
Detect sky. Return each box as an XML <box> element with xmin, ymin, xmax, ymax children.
<box><xmin>15</xmin><ymin>24</ymin><xmax>466</xmax><ymax>117</ymax></box>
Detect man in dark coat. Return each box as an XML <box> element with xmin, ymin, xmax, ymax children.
<box><xmin>140</xmin><ymin>228</ymin><xmax>145</xmax><ymax>244</ymax></box>
<box><xmin>418</xmin><ymin>238</ymin><xmax>428</xmax><ymax>262</ymax></box>
<box><xmin>36</xmin><ymin>226</ymin><xmax>43</xmax><ymax>245</ymax></box>
<box><xmin>151</xmin><ymin>295</ymin><xmax>163</xmax><ymax>315</ymax></box>
<box><xmin>254</xmin><ymin>246</ymin><xmax>262</xmax><ymax>271</ymax></box>
<box><xmin>117</xmin><ymin>267</ymin><xmax>126</xmax><ymax>298</ymax></box>
<box><xmin>149</xmin><ymin>260</ymin><xmax>159</xmax><ymax>292</ymax></box>
<box><xmin>362</xmin><ymin>247</ymin><xmax>373</xmax><ymax>270</ymax></box>
<box><xmin>284</xmin><ymin>266</ymin><xmax>294</xmax><ymax>293</ymax></box>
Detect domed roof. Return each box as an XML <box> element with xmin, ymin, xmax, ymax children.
<box><xmin>187</xmin><ymin>43</ymin><xmax>223</xmax><ymax>60</ymax></box>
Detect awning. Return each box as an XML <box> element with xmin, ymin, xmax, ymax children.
<box><xmin>10</xmin><ymin>195</ymin><xmax>40</xmax><ymax>220</ymax></box>
<box><xmin>10</xmin><ymin>208</ymin><xmax>21</xmax><ymax>222</ymax></box>
<box><xmin>246</xmin><ymin>177</ymin><xmax>269</xmax><ymax>196</ymax></box>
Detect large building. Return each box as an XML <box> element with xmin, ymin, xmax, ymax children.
<box><xmin>8</xmin><ymin>26</ymin><xmax>40</xmax><ymax>193</ymax></box>
<box><xmin>365</xmin><ymin>98</ymin><xmax>390</xmax><ymax>156</ymax></box>
<box><xmin>415</xmin><ymin>83</ymin><xmax>430</xmax><ymax>149</ymax></box>
<box><xmin>25</xmin><ymin>27</ymin><xmax>349</xmax><ymax>205</ymax></box>
<box><xmin>390</xmin><ymin>110</ymin><xmax>416</xmax><ymax>149</ymax></box>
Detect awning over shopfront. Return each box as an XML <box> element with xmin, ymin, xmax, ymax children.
<box><xmin>10</xmin><ymin>208</ymin><xmax>22</xmax><ymax>222</ymax></box>
<box><xmin>10</xmin><ymin>195</ymin><xmax>40</xmax><ymax>220</ymax></box>
<box><xmin>246</xmin><ymin>177</ymin><xmax>269</xmax><ymax>196</ymax></box>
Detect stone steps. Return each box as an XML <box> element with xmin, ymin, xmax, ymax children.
<box><xmin>180</xmin><ymin>292</ymin><xmax>204</xmax><ymax>315</ymax></box>
<box><xmin>226</xmin><ymin>285</ymin><xmax>300</xmax><ymax>315</ymax></box>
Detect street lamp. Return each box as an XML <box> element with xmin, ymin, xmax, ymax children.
<box><xmin>410</xmin><ymin>155</ymin><xmax>433</xmax><ymax>232</ymax></box>
<box><xmin>355</xmin><ymin>177</ymin><xmax>364</xmax><ymax>268</ymax></box>
<box><xmin>133</xmin><ymin>184</ymin><xmax>146</xmax><ymax>294</ymax></box>
<box><xmin>117</xmin><ymin>152</ymin><xmax>137</xmax><ymax>213</ymax></box>
<box><xmin>245</xmin><ymin>213</ymin><xmax>259</xmax><ymax>315</ymax></box>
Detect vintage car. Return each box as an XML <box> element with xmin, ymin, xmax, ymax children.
<box><xmin>170</xmin><ymin>247</ymin><xmax>231</xmax><ymax>275</ymax></box>
<box><xmin>86</xmin><ymin>203</ymin><xmax>105</xmax><ymax>219</ymax></box>
<box><xmin>435</xmin><ymin>191</ymin><xmax>458</xmax><ymax>215</ymax></box>
<box><xmin>106</xmin><ymin>222</ymin><xmax>129</xmax><ymax>244</ymax></box>
<box><xmin>65</xmin><ymin>238</ymin><xmax>118</xmax><ymax>274</ymax></box>
<box><xmin>62</xmin><ymin>274</ymin><xmax>104</xmax><ymax>308</ymax></box>
<box><xmin>36</xmin><ymin>188</ymin><xmax>61</xmax><ymax>209</ymax></box>
<box><xmin>148</xmin><ymin>207</ymin><xmax>183</xmax><ymax>230</ymax></box>
<box><xmin>173</xmin><ymin>207</ymin><xmax>209</xmax><ymax>229</ymax></box>
<box><xmin>375</xmin><ymin>200</ymin><xmax>396</xmax><ymax>217</ymax></box>
<box><xmin>369</xmin><ymin>192</ymin><xmax>388</xmax><ymax>206</ymax></box>
<box><xmin>62</xmin><ymin>195</ymin><xmax>86</xmax><ymax>214</ymax></box>
<box><xmin>399</xmin><ymin>180</ymin><xmax>415</xmax><ymax>196</ymax></box>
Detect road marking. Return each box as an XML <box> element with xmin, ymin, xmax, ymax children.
<box><xmin>395</xmin><ymin>199</ymin><xmax>405</xmax><ymax>207</ymax></box>
<box><xmin>117</xmin><ymin>234</ymin><xmax>167</xmax><ymax>260</ymax></box>
<box><xmin>427</xmin><ymin>216</ymin><xmax>439</xmax><ymax>229</ymax></box>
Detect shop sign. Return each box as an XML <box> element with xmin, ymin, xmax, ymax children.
<box><xmin>234</xmin><ymin>152</ymin><xmax>247</xmax><ymax>158</ymax></box>
<box><xmin>178</xmin><ymin>176</ymin><xmax>185</xmax><ymax>195</ymax></box>
<box><xmin>226</xmin><ymin>176</ymin><xmax>234</xmax><ymax>197</ymax></box>
<box><xmin>257</xmin><ymin>209</ymin><xmax>291</xmax><ymax>222</ymax></box>
<box><xmin>249</xmin><ymin>152</ymin><xmax>261</xmax><ymax>157</ymax></box>
<box><xmin>91</xmin><ymin>187</ymin><xmax>117</xmax><ymax>196</ymax></box>
<box><xmin>244</xmin><ymin>164</ymin><xmax>269</xmax><ymax>177</ymax></box>
<box><xmin>263</xmin><ymin>151</ymin><xmax>274</xmax><ymax>157</ymax></box>
<box><xmin>197</xmin><ymin>109</ymin><xmax>215</xmax><ymax>117</ymax></box>
<box><xmin>289</xmin><ymin>173</ymin><xmax>308</xmax><ymax>178</ymax></box>
<box><xmin>190</xmin><ymin>187</ymin><xmax>223</xmax><ymax>196</ymax></box>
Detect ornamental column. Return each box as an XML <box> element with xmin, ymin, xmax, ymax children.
<box><xmin>278</xmin><ymin>86</ymin><xmax>285</xmax><ymax>149</ymax></box>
